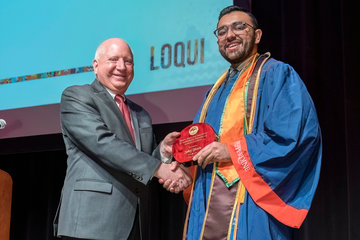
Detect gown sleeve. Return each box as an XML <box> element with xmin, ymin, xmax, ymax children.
<box><xmin>228</xmin><ymin>60</ymin><xmax>322</xmax><ymax>228</ymax></box>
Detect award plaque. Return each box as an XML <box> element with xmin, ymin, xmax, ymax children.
<box><xmin>172</xmin><ymin>123</ymin><xmax>217</xmax><ymax>166</ymax></box>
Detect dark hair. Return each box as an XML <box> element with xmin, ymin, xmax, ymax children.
<box><xmin>218</xmin><ymin>5</ymin><xmax>259</xmax><ymax>29</ymax></box>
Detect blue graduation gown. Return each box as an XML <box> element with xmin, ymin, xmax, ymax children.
<box><xmin>185</xmin><ymin>58</ymin><xmax>322</xmax><ymax>240</ymax></box>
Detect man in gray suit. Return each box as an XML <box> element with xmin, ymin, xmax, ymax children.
<box><xmin>54</xmin><ymin>38</ymin><xmax>192</xmax><ymax>240</ymax></box>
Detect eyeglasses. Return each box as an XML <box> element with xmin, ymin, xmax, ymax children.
<box><xmin>213</xmin><ymin>21</ymin><xmax>255</xmax><ymax>38</ymax></box>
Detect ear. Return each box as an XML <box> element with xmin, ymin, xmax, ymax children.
<box><xmin>92</xmin><ymin>59</ymin><xmax>98</xmax><ymax>74</ymax></box>
<box><xmin>254</xmin><ymin>29</ymin><xmax>262</xmax><ymax>44</ymax></box>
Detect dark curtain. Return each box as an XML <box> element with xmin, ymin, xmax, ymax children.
<box><xmin>0</xmin><ymin>149</ymin><xmax>67</xmax><ymax>240</ymax></box>
<box><xmin>0</xmin><ymin>0</ymin><xmax>359</xmax><ymax>239</ymax></box>
<box><xmin>251</xmin><ymin>0</ymin><xmax>360</xmax><ymax>239</ymax></box>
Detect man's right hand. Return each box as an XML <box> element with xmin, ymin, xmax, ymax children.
<box><xmin>154</xmin><ymin>162</ymin><xmax>192</xmax><ymax>194</ymax></box>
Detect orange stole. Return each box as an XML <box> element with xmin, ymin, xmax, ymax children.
<box><xmin>182</xmin><ymin>54</ymin><xmax>271</xmax><ymax>240</ymax></box>
<box><xmin>182</xmin><ymin>54</ymin><xmax>260</xmax><ymax>204</ymax></box>
<box><xmin>217</xmin><ymin>55</ymin><xmax>259</xmax><ymax>186</ymax></box>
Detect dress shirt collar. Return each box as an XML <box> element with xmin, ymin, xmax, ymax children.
<box><xmin>105</xmin><ymin>87</ymin><xmax>126</xmax><ymax>102</ymax></box>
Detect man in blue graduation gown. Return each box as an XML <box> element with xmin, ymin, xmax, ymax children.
<box><xmin>182</xmin><ymin>6</ymin><xmax>322</xmax><ymax>240</ymax></box>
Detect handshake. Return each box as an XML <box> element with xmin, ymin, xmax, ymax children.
<box><xmin>154</xmin><ymin>161</ymin><xmax>192</xmax><ymax>194</ymax></box>
<box><xmin>153</xmin><ymin>132</ymin><xmax>192</xmax><ymax>194</ymax></box>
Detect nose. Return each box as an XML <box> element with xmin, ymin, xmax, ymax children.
<box><xmin>226</xmin><ymin>28</ymin><xmax>236</xmax><ymax>40</ymax></box>
<box><xmin>116</xmin><ymin>59</ymin><xmax>126</xmax><ymax>70</ymax></box>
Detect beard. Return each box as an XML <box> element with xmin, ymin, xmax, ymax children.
<box><xmin>219</xmin><ymin>35</ymin><xmax>256</xmax><ymax>66</ymax></box>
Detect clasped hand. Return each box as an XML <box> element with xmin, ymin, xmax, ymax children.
<box><xmin>156</xmin><ymin>161</ymin><xmax>192</xmax><ymax>194</ymax></box>
<box><xmin>154</xmin><ymin>131</ymin><xmax>192</xmax><ymax>193</ymax></box>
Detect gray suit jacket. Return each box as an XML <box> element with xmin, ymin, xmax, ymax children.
<box><xmin>54</xmin><ymin>79</ymin><xmax>162</xmax><ymax>240</ymax></box>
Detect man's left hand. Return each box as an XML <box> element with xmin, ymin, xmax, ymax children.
<box><xmin>193</xmin><ymin>142</ymin><xmax>231</xmax><ymax>168</ymax></box>
<box><xmin>160</xmin><ymin>131</ymin><xmax>180</xmax><ymax>159</ymax></box>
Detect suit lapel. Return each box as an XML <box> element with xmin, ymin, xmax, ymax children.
<box><xmin>91</xmin><ymin>79</ymin><xmax>117</xmax><ymax>110</ymax></box>
<box><xmin>91</xmin><ymin>80</ymin><xmax>136</xmax><ymax>146</ymax></box>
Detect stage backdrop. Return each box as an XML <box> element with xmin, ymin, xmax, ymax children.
<box><xmin>0</xmin><ymin>0</ymin><xmax>232</xmax><ymax>139</ymax></box>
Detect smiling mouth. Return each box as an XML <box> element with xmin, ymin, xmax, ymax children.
<box><xmin>226</xmin><ymin>42</ymin><xmax>241</xmax><ymax>50</ymax></box>
<box><xmin>113</xmin><ymin>74</ymin><xmax>127</xmax><ymax>78</ymax></box>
